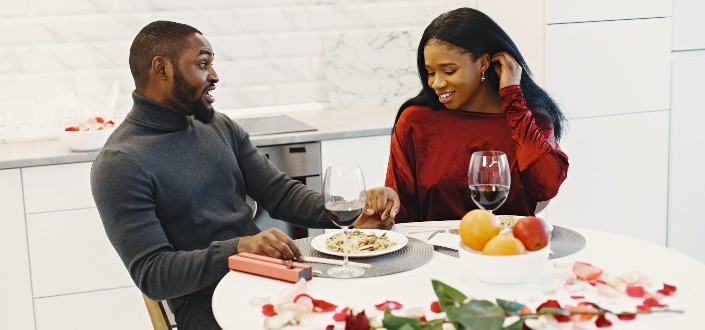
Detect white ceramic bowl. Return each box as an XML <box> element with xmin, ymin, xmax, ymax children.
<box><xmin>60</xmin><ymin>128</ymin><xmax>114</xmax><ymax>152</ymax></box>
<box><xmin>457</xmin><ymin>242</ymin><xmax>550</xmax><ymax>284</ymax></box>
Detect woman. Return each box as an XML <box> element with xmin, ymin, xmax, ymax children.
<box><xmin>386</xmin><ymin>7</ymin><xmax>569</xmax><ymax>222</ymax></box>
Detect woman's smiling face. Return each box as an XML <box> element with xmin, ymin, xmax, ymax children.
<box><xmin>424</xmin><ymin>39</ymin><xmax>485</xmax><ymax>112</ymax></box>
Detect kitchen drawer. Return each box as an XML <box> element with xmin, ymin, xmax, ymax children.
<box><xmin>321</xmin><ymin>135</ymin><xmax>391</xmax><ymax>188</ymax></box>
<box><xmin>667</xmin><ymin>51</ymin><xmax>705</xmax><ymax>263</ymax></box>
<box><xmin>546</xmin><ymin>18</ymin><xmax>671</xmax><ymax>118</ymax></box>
<box><xmin>26</xmin><ymin>208</ymin><xmax>133</xmax><ymax>298</ymax></box>
<box><xmin>22</xmin><ymin>162</ymin><xmax>95</xmax><ymax>213</ymax></box>
<box><xmin>34</xmin><ymin>286</ymin><xmax>151</xmax><ymax>330</ymax></box>
<box><xmin>672</xmin><ymin>0</ymin><xmax>705</xmax><ymax>51</ymax></box>
<box><xmin>0</xmin><ymin>169</ymin><xmax>35</xmax><ymax>330</ymax></box>
<box><xmin>545</xmin><ymin>111</ymin><xmax>669</xmax><ymax>245</ymax></box>
<box><xmin>546</xmin><ymin>0</ymin><xmax>671</xmax><ymax>24</ymax></box>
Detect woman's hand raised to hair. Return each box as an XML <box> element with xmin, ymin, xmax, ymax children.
<box><xmin>491</xmin><ymin>52</ymin><xmax>522</xmax><ymax>89</ymax></box>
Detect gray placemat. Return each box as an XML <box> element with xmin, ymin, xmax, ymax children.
<box><xmin>431</xmin><ymin>225</ymin><xmax>586</xmax><ymax>259</ymax></box>
<box><xmin>295</xmin><ymin>236</ymin><xmax>433</xmax><ymax>278</ymax></box>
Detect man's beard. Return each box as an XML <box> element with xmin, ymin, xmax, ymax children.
<box><xmin>172</xmin><ymin>67</ymin><xmax>215</xmax><ymax>124</ymax></box>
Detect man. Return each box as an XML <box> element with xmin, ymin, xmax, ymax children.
<box><xmin>91</xmin><ymin>20</ymin><xmax>399</xmax><ymax>329</ymax></box>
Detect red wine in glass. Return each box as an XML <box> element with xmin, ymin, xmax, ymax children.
<box><xmin>325</xmin><ymin>200</ymin><xmax>365</xmax><ymax>227</ymax></box>
<box><xmin>467</xmin><ymin>151</ymin><xmax>511</xmax><ymax>212</ymax></box>
<box><xmin>469</xmin><ymin>184</ymin><xmax>510</xmax><ymax>211</ymax></box>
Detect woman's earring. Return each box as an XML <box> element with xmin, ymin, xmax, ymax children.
<box><xmin>481</xmin><ymin>71</ymin><xmax>486</xmax><ymax>82</ymax></box>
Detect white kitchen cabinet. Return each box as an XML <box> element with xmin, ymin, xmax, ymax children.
<box><xmin>0</xmin><ymin>169</ymin><xmax>35</xmax><ymax>330</ymax></box>
<box><xmin>34</xmin><ymin>286</ymin><xmax>151</xmax><ymax>330</ymax></box>
<box><xmin>22</xmin><ymin>162</ymin><xmax>95</xmax><ymax>213</ymax></box>
<box><xmin>546</xmin><ymin>18</ymin><xmax>671</xmax><ymax>118</ymax></box>
<box><xmin>546</xmin><ymin>0</ymin><xmax>671</xmax><ymax>24</ymax></box>
<box><xmin>545</xmin><ymin>111</ymin><xmax>669</xmax><ymax>245</ymax></box>
<box><xmin>26</xmin><ymin>207</ymin><xmax>133</xmax><ymax>298</ymax></box>
<box><xmin>321</xmin><ymin>135</ymin><xmax>392</xmax><ymax>188</ymax></box>
<box><xmin>478</xmin><ymin>0</ymin><xmax>546</xmax><ymax>85</ymax></box>
<box><xmin>668</xmin><ymin>51</ymin><xmax>705</xmax><ymax>263</ymax></box>
<box><xmin>672</xmin><ymin>0</ymin><xmax>705</xmax><ymax>51</ymax></box>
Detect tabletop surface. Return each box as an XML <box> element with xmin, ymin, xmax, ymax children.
<box><xmin>212</xmin><ymin>223</ymin><xmax>705</xmax><ymax>329</ymax></box>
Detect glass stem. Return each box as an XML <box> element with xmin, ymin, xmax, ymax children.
<box><xmin>342</xmin><ymin>227</ymin><xmax>350</xmax><ymax>269</ymax></box>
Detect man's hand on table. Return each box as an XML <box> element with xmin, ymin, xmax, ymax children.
<box><xmin>237</xmin><ymin>228</ymin><xmax>303</xmax><ymax>261</ymax></box>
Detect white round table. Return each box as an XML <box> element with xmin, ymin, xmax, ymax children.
<box><xmin>212</xmin><ymin>223</ymin><xmax>705</xmax><ymax>329</ymax></box>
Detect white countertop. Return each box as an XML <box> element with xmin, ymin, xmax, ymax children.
<box><xmin>0</xmin><ymin>106</ymin><xmax>398</xmax><ymax>170</ymax></box>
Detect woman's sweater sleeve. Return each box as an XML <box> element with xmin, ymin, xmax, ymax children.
<box><xmin>500</xmin><ymin>85</ymin><xmax>569</xmax><ymax>201</ymax></box>
<box><xmin>385</xmin><ymin>112</ymin><xmax>421</xmax><ymax>222</ymax></box>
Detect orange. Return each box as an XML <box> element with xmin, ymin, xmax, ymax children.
<box><xmin>459</xmin><ymin>209</ymin><xmax>502</xmax><ymax>251</ymax></box>
<box><xmin>482</xmin><ymin>235</ymin><xmax>527</xmax><ymax>256</ymax></box>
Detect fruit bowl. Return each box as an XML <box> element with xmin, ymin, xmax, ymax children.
<box><xmin>60</xmin><ymin>127</ymin><xmax>114</xmax><ymax>152</ymax></box>
<box><xmin>457</xmin><ymin>242</ymin><xmax>550</xmax><ymax>284</ymax></box>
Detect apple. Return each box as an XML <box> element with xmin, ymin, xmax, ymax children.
<box><xmin>512</xmin><ymin>216</ymin><xmax>549</xmax><ymax>251</ymax></box>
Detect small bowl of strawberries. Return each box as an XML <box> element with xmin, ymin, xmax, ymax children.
<box><xmin>60</xmin><ymin>117</ymin><xmax>116</xmax><ymax>152</ymax></box>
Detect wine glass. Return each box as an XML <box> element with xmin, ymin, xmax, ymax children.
<box><xmin>467</xmin><ymin>151</ymin><xmax>511</xmax><ymax>212</ymax></box>
<box><xmin>323</xmin><ymin>165</ymin><xmax>367</xmax><ymax>278</ymax></box>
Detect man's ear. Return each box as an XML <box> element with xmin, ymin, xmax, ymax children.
<box><xmin>151</xmin><ymin>56</ymin><xmax>171</xmax><ymax>81</ymax></box>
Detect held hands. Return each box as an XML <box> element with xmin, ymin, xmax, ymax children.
<box><xmin>237</xmin><ymin>228</ymin><xmax>303</xmax><ymax>261</ymax></box>
<box><xmin>352</xmin><ymin>187</ymin><xmax>400</xmax><ymax>230</ymax></box>
<box><xmin>491</xmin><ymin>52</ymin><xmax>522</xmax><ymax>89</ymax></box>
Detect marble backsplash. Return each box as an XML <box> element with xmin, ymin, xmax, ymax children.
<box><xmin>0</xmin><ymin>0</ymin><xmax>473</xmax><ymax>142</ymax></box>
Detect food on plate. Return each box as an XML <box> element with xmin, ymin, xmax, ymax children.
<box><xmin>482</xmin><ymin>234</ymin><xmax>526</xmax><ymax>256</ymax></box>
<box><xmin>325</xmin><ymin>230</ymin><xmax>397</xmax><ymax>254</ymax></box>
<box><xmin>458</xmin><ymin>209</ymin><xmax>502</xmax><ymax>251</ymax></box>
<box><xmin>512</xmin><ymin>216</ymin><xmax>550</xmax><ymax>251</ymax></box>
<box><xmin>64</xmin><ymin>116</ymin><xmax>115</xmax><ymax>132</ymax></box>
<box><xmin>496</xmin><ymin>215</ymin><xmax>523</xmax><ymax>229</ymax></box>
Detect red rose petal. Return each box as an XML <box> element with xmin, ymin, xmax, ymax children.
<box><xmin>262</xmin><ymin>304</ymin><xmax>277</xmax><ymax>317</ymax></box>
<box><xmin>626</xmin><ymin>285</ymin><xmax>645</xmax><ymax>298</ymax></box>
<box><xmin>419</xmin><ymin>316</ymin><xmax>427</xmax><ymax>322</ymax></box>
<box><xmin>375</xmin><ymin>300</ymin><xmax>403</xmax><ymax>311</ymax></box>
<box><xmin>346</xmin><ymin>310</ymin><xmax>370</xmax><ymax>329</ymax></box>
<box><xmin>573</xmin><ymin>261</ymin><xmax>603</xmax><ymax>281</ymax></box>
<box><xmin>96</xmin><ymin>117</ymin><xmax>105</xmax><ymax>123</ymax></box>
<box><xmin>643</xmin><ymin>297</ymin><xmax>666</xmax><ymax>308</ymax></box>
<box><xmin>636</xmin><ymin>305</ymin><xmax>651</xmax><ymax>312</ymax></box>
<box><xmin>326</xmin><ymin>325</ymin><xmax>334</xmax><ymax>330</ymax></box>
<box><xmin>570</xmin><ymin>295</ymin><xmax>585</xmax><ymax>299</ymax></box>
<box><xmin>657</xmin><ymin>283</ymin><xmax>677</xmax><ymax>296</ymax></box>
<box><xmin>595</xmin><ymin>314</ymin><xmax>613</xmax><ymax>328</ymax></box>
<box><xmin>430</xmin><ymin>300</ymin><xmax>442</xmax><ymax>313</ymax></box>
<box><xmin>333</xmin><ymin>307</ymin><xmax>349</xmax><ymax>322</ymax></box>
<box><xmin>65</xmin><ymin>126</ymin><xmax>80</xmax><ymax>131</ymax></box>
<box><xmin>617</xmin><ymin>312</ymin><xmax>637</xmax><ymax>321</ymax></box>
<box><xmin>294</xmin><ymin>293</ymin><xmax>338</xmax><ymax>312</ymax></box>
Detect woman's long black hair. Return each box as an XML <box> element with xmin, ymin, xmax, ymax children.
<box><xmin>395</xmin><ymin>7</ymin><xmax>567</xmax><ymax>140</ymax></box>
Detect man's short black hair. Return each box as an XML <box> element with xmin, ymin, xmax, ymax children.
<box><xmin>129</xmin><ymin>20</ymin><xmax>202</xmax><ymax>89</ymax></box>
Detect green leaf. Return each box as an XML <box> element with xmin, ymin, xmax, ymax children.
<box><xmin>537</xmin><ymin>307</ymin><xmax>570</xmax><ymax>316</ymax></box>
<box><xmin>420</xmin><ymin>319</ymin><xmax>445</xmax><ymax>330</ymax></box>
<box><xmin>382</xmin><ymin>309</ymin><xmax>422</xmax><ymax>330</ymax></box>
<box><xmin>503</xmin><ymin>318</ymin><xmax>525</xmax><ymax>330</ymax></box>
<box><xmin>454</xmin><ymin>300</ymin><xmax>505</xmax><ymax>330</ymax></box>
<box><xmin>431</xmin><ymin>279</ymin><xmax>467</xmax><ymax>311</ymax></box>
<box><xmin>496</xmin><ymin>299</ymin><xmax>525</xmax><ymax>316</ymax></box>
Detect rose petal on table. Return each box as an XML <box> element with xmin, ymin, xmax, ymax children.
<box><xmin>595</xmin><ymin>314</ymin><xmax>613</xmax><ymax>328</ymax></box>
<box><xmin>643</xmin><ymin>297</ymin><xmax>666</xmax><ymax>308</ymax></box>
<box><xmin>573</xmin><ymin>261</ymin><xmax>603</xmax><ymax>281</ymax></box>
<box><xmin>617</xmin><ymin>312</ymin><xmax>637</xmax><ymax>321</ymax></box>
<box><xmin>374</xmin><ymin>300</ymin><xmax>403</xmax><ymax>310</ymax></box>
<box><xmin>262</xmin><ymin>304</ymin><xmax>277</xmax><ymax>316</ymax></box>
<box><xmin>294</xmin><ymin>293</ymin><xmax>338</xmax><ymax>312</ymax></box>
<box><xmin>430</xmin><ymin>300</ymin><xmax>442</xmax><ymax>313</ymax></box>
<box><xmin>333</xmin><ymin>307</ymin><xmax>349</xmax><ymax>322</ymax></box>
<box><xmin>657</xmin><ymin>283</ymin><xmax>677</xmax><ymax>296</ymax></box>
<box><xmin>625</xmin><ymin>285</ymin><xmax>645</xmax><ymax>298</ymax></box>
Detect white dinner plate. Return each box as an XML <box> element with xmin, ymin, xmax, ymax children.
<box><xmin>496</xmin><ymin>215</ymin><xmax>553</xmax><ymax>232</ymax></box>
<box><xmin>310</xmin><ymin>229</ymin><xmax>408</xmax><ymax>258</ymax></box>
